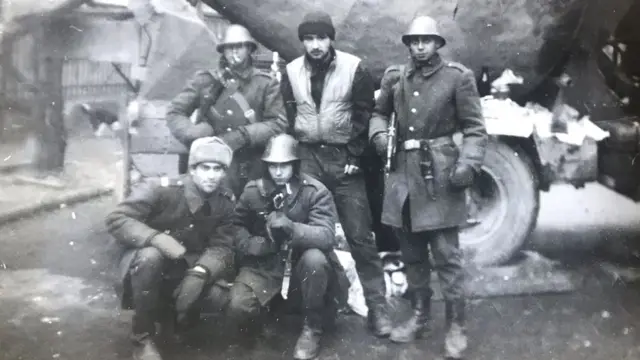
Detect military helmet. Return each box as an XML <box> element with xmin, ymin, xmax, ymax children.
<box><xmin>262</xmin><ymin>134</ymin><xmax>299</xmax><ymax>163</ymax></box>
<box><xmin>402</xmin><ymin>16</ymin><xmax>446</xmax><ymax>48</ymax></box>
<box><xmin>216</xmin><ymin>24</ymin><xmax>258</xmax><ymax>53</ymax></box>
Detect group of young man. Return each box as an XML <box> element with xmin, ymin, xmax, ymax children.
<box><xmin>106</xmin><ymin>10</ymin><xmax>488</xmax><ymax>360</ymax></box>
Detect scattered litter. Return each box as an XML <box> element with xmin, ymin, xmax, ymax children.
<box><xmin>3</xmin><ymin>155</ymin><xmax>11</xmax><ymax>161</ymax></box>
<box><xmin>68</xmin><ymin>241</ymin><xmax>74</xmax><ymax>246</ymax></box>
<box><xmin>52</xmin><ymin>354</ymin><xmax>60</xmax><ymax>359</ymax></box>
<box><xmin>1</xmin><ymin>262</ymin><xmax>6</xmax><ymax>270</ymax></box>
<box><xmin>583</xmin><ymin>340</ymin><xmax>591</xmax><ymax>348</ymax></box>
<box><xmin>503</xmin><ymin>276</ymin><xmax>510</xmax><ymax>281</ymax></box>
<box><xmin>90</xmin><ymin>259</ymin><xmax>97</xmax><ymax>265</ymax></box>
<box><xmin>71</xmin><ymin>212</ymin><xmax>76</xmax><ymax>220</ymax></box>
<box><xmin>601</xmin><ymin>310</ymin><xmax>611</xmax><ymax>319</ymax></box>
<box><xmin>32</xmin><ymin>296</ymin><xmax>44</xmax><ymax>302</ymax></box>
<box><xmin>623</xmin><ymin>328</ymin><xmax>630</xmax><ymax>335</ymax></box>
<box><xmin>57</xmin><ymin>331</ymin><xmax>63</xmax><ymax>336</ymax></box>
<box><xmin>59</xmin><ymin>203</ymin><xmax>67</xmax><ymax>209</ymax></box>
<box><xmin>40</xmin><ymin>317</ymin><xmax>60</xmax><ymax>324</ymax></box>
<box><xmin>69</xmin><ymin>25</ymin><xmax>83</xmax><ymax>32</ymax></box>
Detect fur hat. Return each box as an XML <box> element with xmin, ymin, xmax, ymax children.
<box><xmin>188</xmin><ymin>137</ymin><xmax>233</xmax><ymax>168</ymax></box>
<box><xmin>298</xmin><ymin>11</ymin><xmax>335</xmax><ymax>41</ymax></box>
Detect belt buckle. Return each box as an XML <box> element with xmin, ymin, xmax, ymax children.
<box><xmin>403</xmin><ymin>139</ymin><xmax>421</xmax><ymax>151</ymax></box>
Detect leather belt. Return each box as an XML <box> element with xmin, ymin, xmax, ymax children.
<box><xmin>400</xmin><ymin>136</ymin><xmax>454</xmax><ymax>151</ymax></box>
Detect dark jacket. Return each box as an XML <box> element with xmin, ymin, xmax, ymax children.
<box><xmin>280</xmin><ymin>48</ymin><xmax>375</xmax><ymax>160</ymax></box>
<box><xmin>369</xmin><ymin>54</ymin><xmax>488</xmax><ymax>232</ymax></box>
<box><xmin>166</xmin><ymin>63</ymin><xmax>288</xmax><ymax>192</ymax></box>
<box><xmin>232</xmin><ymin>172</ymin><xmax>349</xmax><ymax>305</ymax></box>
<box><xmin>105</xmin><ymin>175</ymin><xmax>237</xmax><ymax>307</ymax></box>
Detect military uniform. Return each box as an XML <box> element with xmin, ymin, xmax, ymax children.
<box><xmin>105</xmin><ymin>174</ymin><xmax>237</xmax><ymax>340</ymax></box>
<box><xmin>166</xmin><ymin>64</ymin><xmax>288</xmax><ymax>197</ymax></box>
<box><xmin>370</xmin><ymin>49</ymin><xmax>487</xmax><ymax>352</ymax></box>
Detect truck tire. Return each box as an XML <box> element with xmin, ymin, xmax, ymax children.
<box><xmin>460</xmin><ymin>140</ymin><xmax>540</xmax><ymax>266</ymax></box>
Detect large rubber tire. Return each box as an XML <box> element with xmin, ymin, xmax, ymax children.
<box><xmin>460</xmin><ymin>140</ymin><xmax>540</xmax><ymax>267</ymax></box>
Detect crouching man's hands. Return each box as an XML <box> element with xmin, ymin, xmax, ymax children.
<box><xmin>174</xmin><ymin>265</ymin><xmax>208</xmax><ymax>325</ymax></box>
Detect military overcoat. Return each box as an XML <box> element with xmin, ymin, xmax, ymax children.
<box><xmin>369</xmin><ymin>54</ymin><xmax>488</xmax><ymax>232</ymax></box>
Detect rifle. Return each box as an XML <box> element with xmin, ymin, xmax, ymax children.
<box><xmin>384</xmin><ymin>113</ymin><xmax>398</xmax><ymax>179</ymax></box>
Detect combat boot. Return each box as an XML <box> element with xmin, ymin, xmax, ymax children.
<box><xmin>389</xmin><ymin>291</ymin><xmax>431</xmax><ymax>343</ymax></box>
<box><xmin>132</xmin><ymin>337</ymin><xmax>163</xmax><ymax>360</ymax></box>
<box><xmin>367</xmin><ymin>301</ymin><xmax>392</xmax><ymax>337</ymax></box>
<box><xmin>293</xmin><ymin>312</ymin><xmax>323</xmax><ymax>360</ymax></box>
<box><xmin>444</xmin><ymin>300</ymin><xmax>468</xmax><ymax>359</ymax></box>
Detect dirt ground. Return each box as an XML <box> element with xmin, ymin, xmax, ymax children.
<box><xmin>1</xmin><ymin>183</ymin><xmax>640</xmax><ymax>360</ymax></box>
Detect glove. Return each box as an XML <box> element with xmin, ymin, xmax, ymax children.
<box><xmin>449</xmin><ymin>164</ymin><xmax>475</xmax><ymax>189</ymax></box>
<box><xmin>220</xmin><ymin>129</ymin><xmax>248</xmax><ymax>151</ymax></box>
<box><xmin>242</xmin><ymin>236</ymin><xmax>277</xmax><ymax>256</ymax></box>
<box><xmin>149</xmin><ymin>233</ymin><xmax>186</xmax><ymax>260</ymax></box>
<box><xmin>373</xmin><ymin>133</ymin><xmax>388</xmax><ymax>157</ymax></box>
<box><xmin>267</xmin><ymin>211</ymin><xmax>294</xmax><ymax>239</ymax></box>
<box><xmin>174</xmin><ymin>267</ymin><xmax>208</xmax><ymax>324</ymax></box>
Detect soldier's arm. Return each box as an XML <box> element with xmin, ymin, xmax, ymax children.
<box><xmin>166</xmin><ymin>70</ymin><xmax>216</xmax><ymax>145</ymax></box>
<box><xmin>369</xmin><ymin>66</ymin><xmax>400</xmax><ymax>142</ymax></box>
<box><xmin>290</xmin><ymin>187</ymin><xmax>337</xmax><ymax>252</ymax></box>
<box><xmin>104</xmin><ymin>182</ymin><xmax>164</xmax><ymax>248</ymax></box>
<box><xmin>238</xmin><ymin>75</ymin><xmax>288</xmax><ymax>148</ymax></box>
<box><xmin>455</xmin><ymin>69</ymin><xmax>489</xmax><ymax>171</ymax></box>
<box><xmin>232</xmin><ymin>184</ymin><xmax>279</xmax><ymax>256</ymax></box>
<box><xmin>346</xmin><ymin>62</ymin><xmax>376</xmax><ymax>157</ymax></box>
<box><xmin>195</xmin><ymin>194</ymin><xmax>237</xmax><ymax>278</ymax></box>
<box><xmin>279</xmin><ymin>71</ymin><xmax>297</xmax><ymax>134</ymax></box>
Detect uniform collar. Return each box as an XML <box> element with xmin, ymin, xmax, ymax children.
<box><xmin>218</xmin><ymin>57</ymin><xmax>255</xmax><ymax>82</ymax></box>
<box><xmin>183</xmin><ymin>175</ymin><xmax>231</xmax><ymax>214</ymax></box>
<box><xmin>407</xmin><ymin>53</ymin><xmax>444</xmax><ymax>78</ymax></box>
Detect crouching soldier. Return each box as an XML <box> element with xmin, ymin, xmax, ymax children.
<box><xmin>105</xmin><ymin>137</ymin><xmax>238</xmax><ymax>360</ymax></box>
<box><xmin>228</xmin><ymin>134</ymin><xmax>348</xmax><ymax>360</ymax></box>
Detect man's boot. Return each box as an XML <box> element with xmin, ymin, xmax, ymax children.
<box><xmin>389</xmin><ymin>291</ymin><xmax>431</xmax><ymax>343</ymax></box>
<box><xmin>293</xmin><ymin>312</ymin><xmax>323</xmax><ymax>360</ymax></box>
<box><xmin>444</xmin><ymin>300</ymin><xmax>468</xmax><ymax>359</ymax></box>
<box><xmin>367</xmin><ymin>301</ymin><xmax>392</xmax><ymax>337</ymax></box>
<box><xmin>132</xmin><ymin>336</ymin><xmax>163</xmax><ymax>360</ymax></box>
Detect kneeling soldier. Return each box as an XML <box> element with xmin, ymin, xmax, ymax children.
<box><xmin>105</xmin><ymin>137</ymin><xmax>238</xmax><ymax>360</ymax></box>
<box><xmin>228</xmin><ymin>134</ymin><xmax>348</xmax><ymax>360</ymax></box>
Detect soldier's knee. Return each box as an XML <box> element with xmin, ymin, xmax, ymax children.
<box><xmin>299</xmin><ymin>249</ymin><xmax>329</xmax><ymax>272</ymax></box>
<box><xmin>131</xmin><ymin>247</ymin><xmax>164</xmax><ymax>273</ymax></box>
<box><xmin>227</xmin><ymin>283</ymin><xmax>261</xmax><ymax>319</ymax></box>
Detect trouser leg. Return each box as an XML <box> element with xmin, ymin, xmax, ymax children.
<box><xmin>226</xmin><ymin>282</ymin><xmax>263</xmax><ymax>339</ymax></box>
<box><xmin>128</xmin><ymin>247</ymin><xmax>167</xmax><ymax>339</ymax></box>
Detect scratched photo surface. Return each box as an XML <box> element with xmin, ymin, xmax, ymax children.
<box><xmin>1</xmin><ymin>0</ymin><xmax>640</xmax><ymax>359</ymax></box>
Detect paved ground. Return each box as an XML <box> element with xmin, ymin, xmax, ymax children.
<box><xmin>1</xmin><ymin>183</ymin><xmax>640</xmax><ymax>360</ymax></box>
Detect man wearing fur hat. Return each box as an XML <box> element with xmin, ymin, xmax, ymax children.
<box><xmin>167</xmin><ymin>24</ymin><xmax>287</xmax><ymax>197</ymax></box>
<box><xmin>280</xmin><ymin>11</ymin><xmax>391</xmax><ymax>338</ymax></box>
<box><xmin>105</xmin><ymin>137</ymin><xmax>238</xmax><ymax>360</ymax></box>
<box><xmin>369</xmin><ymin>16</ymin><xmax>488</xmax><ymax>358</ymax></box>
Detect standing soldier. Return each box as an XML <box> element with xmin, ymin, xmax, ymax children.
<box><xmin>369</xmin><ymin>16</ymin><xmax>488</xmax><ymax>359</ymax></box>
<box><xmin>280</xmin><ymin>11</ymin><xmax>392</xmax><ymax>337</ymax></box>
<box><xmin>105</xmin><ymin>137</ymin><xmax>238</xmax><ymax>360</ymax></box>
<box><xmin>167</xmin><ymin>24</ymin><xmax>287</xmax><ymax>197</ymax></box>
<box><xmin>227</xmin><ymin>134</ymin><xmax>348</xmax><ymax>360</ymax></box>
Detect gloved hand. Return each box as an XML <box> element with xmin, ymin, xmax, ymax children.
<box><xmin>220</xmin><ymin>129</ymin><xmax>248</xmax><ymax>151</ymax></box>
<box><xmin>174</xmin><ymin>267</ymin><xmax>208</xmax><ymax>325</ymax></box>
<box><xmin>373</xmin><ymin>133</ymin><xmax>388</xmax><ymax>157</ymax></box>
<box><xmin>149</xmin><ymin>233</ymin><xmax>186</xmax><ymax>260</ymax></box>
<box><xmin>449</xmin><ymin>164</ymin><xmax>475</xmax><ymax>189</ymax></box>
<box><xmin>267</xmin><ymin>211</ymin><xmax>294</xmax><ymax>239</ymax></box>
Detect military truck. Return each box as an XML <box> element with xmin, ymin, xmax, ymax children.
<box><xmin>12</xmin><ymin>0</ymin><xmax>640</xmax><ymax>267</ymax></box>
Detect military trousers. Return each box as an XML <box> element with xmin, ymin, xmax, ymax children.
<box><xmin>298</xmin><ymin>143</ymin><xmax>387</xmax><ymax>307</ymax></box>
<box><xmin>396</xmin><ymin>200</ymin><xmax>465</xmax><ymax>301</ymax></box>
<box><xmin>226</xmin><ymin>249</ymin><xmax>337</xmax><ymax>327</ymax></box>
<box><xmin>125</xmin><ymin>247</ymin><xmax>230</xmax><ymax>338</ymax></box>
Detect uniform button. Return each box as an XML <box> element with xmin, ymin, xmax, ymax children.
<box><xmin>411</xmin><ymin>108</ymin><xmax>417</xmax><ymax>113</ymax></box>
<box><xmin>409</xmin><ymin>126</ymin><xmax>415</xmax><ymax>132</ymax></box>
<box><xmin>226</xmin><ymin>109</ymin><xmax>233</xmax><ymax>115</ymax></box>
<box><xmin>226</xmin><ymin>127</ymin><xmax>232</xmax><ymax>132</ymax></box>
<box><xmin>413</xmin><ymin>91</ymin><xmax>419</xmax><ymax>96</ymax></box>
<box><xmin>189</xmin><ymin>224</ymin><xmax>194</xmax><ymax>229</ymax></box>
<box><xmin>177</xmin><ymin>180</ymin><xmax>183</xmax><ymax>186</ymax></box>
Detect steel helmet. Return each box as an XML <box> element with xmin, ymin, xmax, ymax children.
<box><xmin>261</xmin><ymin>134</ymin><xmax>299</xmax><ymax>163</ymax></box>
<box><xmin>216</xmin><ymin>24</ymin><xmax>258</xmax><ymax>53</ymax></box>
<box><xmin>402</xmin><ymin>16</ymin><xmax>446</xmax><ymax>48</ymax></box>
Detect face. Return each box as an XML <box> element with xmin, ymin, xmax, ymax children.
<box><xmin>302</xmin><ymin>34</ymin><xmax>331</xmax><ymax>60</ymax></box>
<box><xmin>267</xmin><ymin>162</ymin><xmax>294</xmax><ymax>186</ymax></box>
<box><xmin>408</xmin><ymin>36</ymin><xmax>439</xmax><ymax>62</ymax></box>
<box><xmin>190</xmin><ymin>162</ymin><xmax>227</xmax><ymax>194</ymax></box>
<box><xmin>223</xmin><ymin>43</ymin><xmax>252</xmax><ymax>68</ymax></box>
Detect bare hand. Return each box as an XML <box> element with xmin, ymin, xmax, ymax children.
<box><xmin>344</xmin><ymin>164</ymin><xmax>361</xmax><ymax>175</ymax></box>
